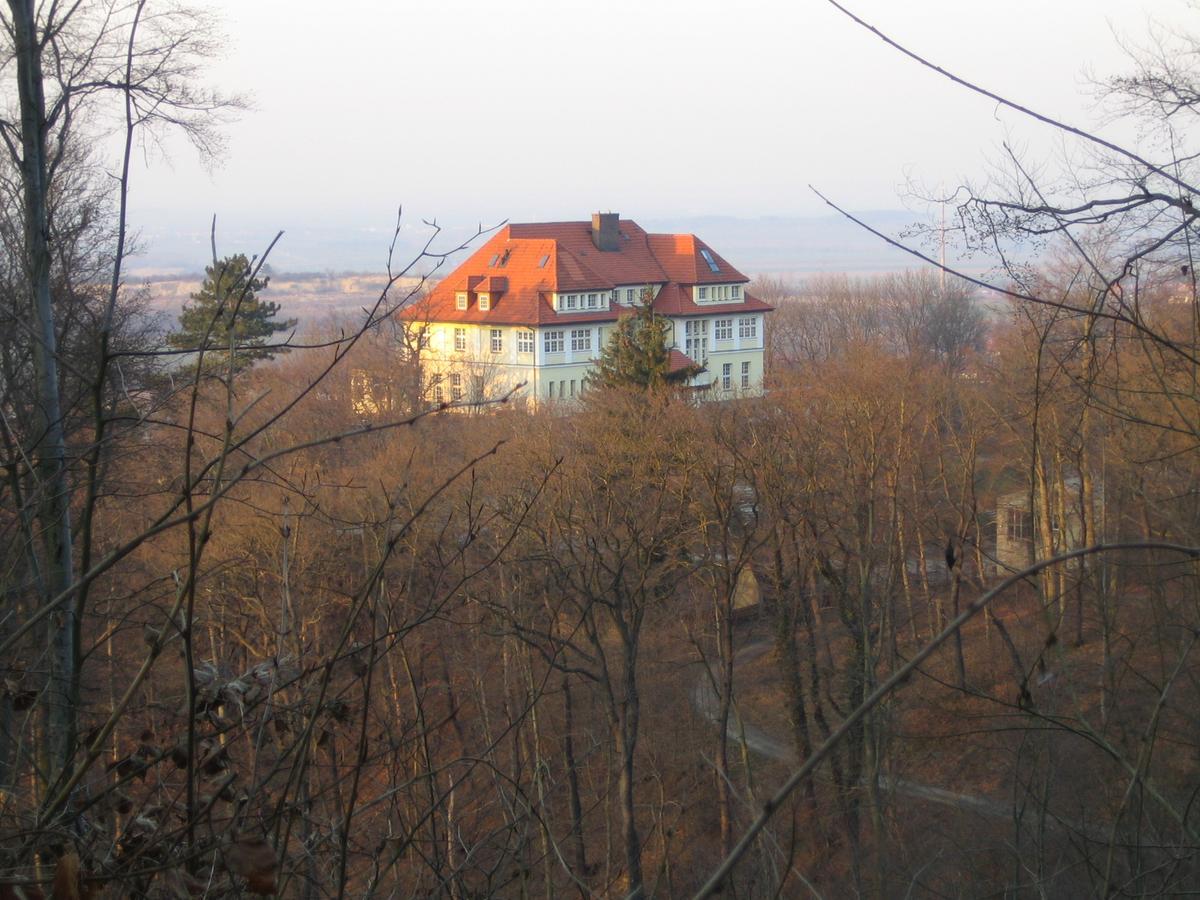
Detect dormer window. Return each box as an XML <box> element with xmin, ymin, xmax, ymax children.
<box><xmin>587</xmin><ymin>293</ymin><xmax>598</xmax><ymax>309</ymax></box>
<box><xmin>732</xmin><ymin>285</ymin><xmax>741</xmax><ymax>299</ymax></box>
<box><xmin>698</xmin><ymin>287</ymin><xmax>708</xmax><ymax>300</ymax></box>
<box><xmin>456</xmin><ymin>292</ymin><xmax>468</xmax><ymax>310</ymax></box>
<box><xmin>478</xmin><ymin>293</ymin><xmax>490</xmax><ymax>311</ymax></box>
<box><xmin>566</xmin><ymin>294</ymin><xmax>578</xmax><ymax>310</ymax></box>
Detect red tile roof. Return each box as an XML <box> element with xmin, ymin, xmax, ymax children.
<box><xmin>667</xmin><ymin>349</ymin><xmax>700</xmax><ymax>374</ymax></box>
<box><xmin>646</xmin><ymin>233</ymin><xmax>745</xmax><ymax>285</ymax></box>
<box><xmin>401</xmin><ymin>217</ymin><xmax>770</xmax><ymax>327</ymax></box>
<box><xmin>475</xmin><ymin>275</ymin><xmax>507</xmax><ymax>294</ymax></box>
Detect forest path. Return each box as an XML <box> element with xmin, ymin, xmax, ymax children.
<box><xmin>689</xmin><ymin>633</ymin><xmax>1012</xmax><ymax>821</ymax></box>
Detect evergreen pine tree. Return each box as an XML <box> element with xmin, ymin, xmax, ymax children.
<box><xmin>168</xmin><ymin>254</ymin><xmax>296</xmax><ymax>370</ymax></box>
<box><xmin>587</xmin><ymin>288</ymin><xmax>703</xmax><ymax>392</ymax></box>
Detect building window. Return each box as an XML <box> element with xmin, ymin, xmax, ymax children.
<box><xmin>698</xmin><ymin>286</ymin><xmax>708</xmax><ymax>300</ymax></box>
<box><xmin>722</xmin><ymin>362</ymin><xmax>732</xmax><ymax>391</ymax></box>
<box><xmin>471</xmin><ymin>374</ymin><xmax>484</xmax><ymax>401</ymax></box>
<box><xmin>450</xmin><ymin>372</ymin><xmax>462</xmax><ymax>401</ymax></box>
<box><xmin>518</xmin><ymin>330</ymin><xmax>535</xmax><ymax>353</ymax></box>
<box><xmin>685</xmin><ymin>319</ymin><xmax>708</xmax><ymax>361</ymax></box>
<box><xmin>478</xmin><ymin>293</ymin><xmax>490</xmax><ymax>311</ymax></box>
<box><xmin>626</xmin><ymin>288</ymin><xmax>635</xmax><ymax>303</ymax></box>
<box><xmin>570</xmin><ymin>379</ymin><xmax>576</xmax><ymax>397</ymax></box>
<box><xmin>566</xmin><ymin>294</ymin><xmax>578</xmax><ymax>310</ymax></box>
<box><xmin>433</xmin><ymin>383</ymin><xmax>443</xmax><ymax>404</ymax></box>
<box><xmin>455</xmin><ymin>292</ymin><xmax>468</xmax><ymax>310</ymax></box>
<box><xmin>546</xmin><ymin>380</ymin><xmax>554</xmax><ymax>399</ymax></box>
<box><xmin>587</xmin><ymin>292</ymin><xmax>598</xmax><ymax>308</ymax></box>
<box><xmin>571</xmin><ymin>329</ymin><xmax>592</xmax><ymax>352</ymax></box>
<box><xmin>454</xmin><ymin>327</ymin><xmax>467</xmax><ymax>352</ymax></box>
<box><xmin>1006</xmin><ymin>508</ymin><xmax>1032</xmax><ymax>541</ymax></box>
<box><xmin>545</xmin><ymin>330</ymin><xmax>564</xmax><ymax>353</ymax></box>
<box><xmin>611</xmin><ymin>289</ymin><xmax>619</xmax><ymax>304</ymax></box>
<box><xmin>740</xmin><ymin>360</ymin><xmax>751</xmax><ymax>389</ymax></box>
<box><xmin>715</xmin><ymin>319</ymin><xmax>733</xmax><ymax>341</ymax></box>
<box><xmin>490</xmin><ymin>328</ymin><xmax>503</xmax><ymax>352</ymax></box>
<box><xmin>732</xmin><ymin>284</ymin><xmax>741</xmax><ymax>299</ymax></box>
<box><xmin>738</xmin><ymin>316</ymin><xmax>757</xmax><ymax>340</ymax></box>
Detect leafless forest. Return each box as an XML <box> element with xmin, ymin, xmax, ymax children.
<box><xmin>5</xmin><ymin>1</ymin><xmax>1200</xmax><ymax>897</ymax></box>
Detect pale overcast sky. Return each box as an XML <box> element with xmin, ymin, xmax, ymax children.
<box><xmin>123</xmin><ymin>0</ymin><xmax>1194</xmax><ymax>269</ymax></box>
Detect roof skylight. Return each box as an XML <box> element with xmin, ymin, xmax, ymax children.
<box><xmin>489</xmin><ymin>254</ymin><xmax>500</xmax><ymax>267</ymax></box>
<box><xmin>700</xmin><ymin>248</ymin><xmax>720</xmax><ymax>273</ymax></box>
<box><xmin>537</xmin><ymin>254</ymin><xmax>550</xmax><ymax>268</ymax></box>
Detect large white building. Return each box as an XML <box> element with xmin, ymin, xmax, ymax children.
<box><xmin>400</xmin><ymin>213</ymin><xmax>771</xmax><ymax>407</ymax></box>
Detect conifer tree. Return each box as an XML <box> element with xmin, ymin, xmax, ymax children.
<box><xmin>587</xmin><ymin>288</ymin><xmax>702</xmax><ymax>391</ymax></box>
<box><xmin>168</xmin><ymin>254</ymin><xmax>296</xmax><ymax>370</ymax></box>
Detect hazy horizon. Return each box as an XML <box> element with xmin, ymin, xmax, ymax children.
<box><xmin>117</xmin><ymin>0</ymin><xmax>1194</xmax><ymax>273</ymax></box>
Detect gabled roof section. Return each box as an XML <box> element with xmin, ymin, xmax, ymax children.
<box><xmin>646</xmin><ymin>233</ymin><xmax>747</xmax><ymax>284</ymax></box>
<box><xmin>652</xmin><ymin>283</ymin><xmax>773</xmax><ymax>317</ymax></box>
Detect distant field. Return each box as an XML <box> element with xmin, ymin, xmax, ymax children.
<box><xmin>140</xmin><ymin>272</ymin><xmax>429</xmax><ymax>330</ymax></box>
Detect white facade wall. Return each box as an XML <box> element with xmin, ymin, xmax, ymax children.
<box><xmin>420</xmin><ymin>305</ymin><xmax>765</xmax><ymax>410</ymax></box>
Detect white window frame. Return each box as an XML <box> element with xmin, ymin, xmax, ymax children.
<box><xmin>740</xmin><ymin>360</ymin><xmax>751</xmax><ymax>389</ymax></box>
<box><xmin>455</xmin><ymin>292</ymin><xmax>468</xmax><ymax>310</ymax></box>
<box><xmin>566</xmin><ymin>294</ymin><xmax>578</xmax><ymax>310</ymax></box>
<box><xmin>450</xmin><ymin>372</ymin><xmax>463</xmax><ymax>401</ymax></box>
<box><xmin>715</xmin><ymin>319</ymin><xmax>733</xmax><ymax>341</ymax></box>
<box><xmin>478</xmin><ymin>293</ymin><xmax>490</xmax><ymax>311</ymax></box>
<box><xmin>685</xmin><ymin>319</ymin><xmax>708</xmax><ymax>361</ymax></box>
<box><xmin>626</xmin><ymin>288</ymin><xmax>635</xmax><ymax>303</ymax></box>
<box><xmin>571</xmin><ymin>329</ymin><xmax>592</xmax><ymax>352</ymax></box>
<box><xmin>732</xmin><ymin>284</ymin><xmax>741</xmax><ymax>299</ymax></box>
<box><xmin>518</xmin><ymin>330</ymin><xmax>535</xmax><ymax>353</ymax></box>
<box><xmin>490</xmin><ymin>328</ymin><xmax>503</xmax><ymax>353</ymax></box>
<box><xmin>1006</xmin><ymin>507</ymin><xmax>1032</xmax><ymax>541</ymax></box>
<box><xmin>722</xmin><ymin>362</ymin><xmax>732</xmax><ymax>391</ymax></box>
<box><xmin>544</xmin><ymin>330</ymin><xmax>564</xmax><ymax>354</ymax></box>
<box><xmin>738</xmin><ymin>316</ymin><xmax>758</xmax><ymax>340</ymax></box>
<box><xmin>698</xmin><ymin>286</ymin><xmax>708</xmax><ymax>300</ymax></box>
<box><xmin>454</xmin><ymin>327</ymin><xmax>467</xmax><ymax>352</ymax></box>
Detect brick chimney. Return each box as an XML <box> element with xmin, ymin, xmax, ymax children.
<box><xmin>591</xmin><ymin>212</ymin><xmax>619</xmax><ymax>251</ymax></box>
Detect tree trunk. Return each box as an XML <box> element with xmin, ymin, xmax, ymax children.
<box><xmin>561</xmin><ymin>674</ymin><xmax>588</xmax><ymax>892</ymax></box>
<box><xmin>10</xmin><ymin>0</ymin><xmax>77</xmax><ymax>783</ymax></box>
